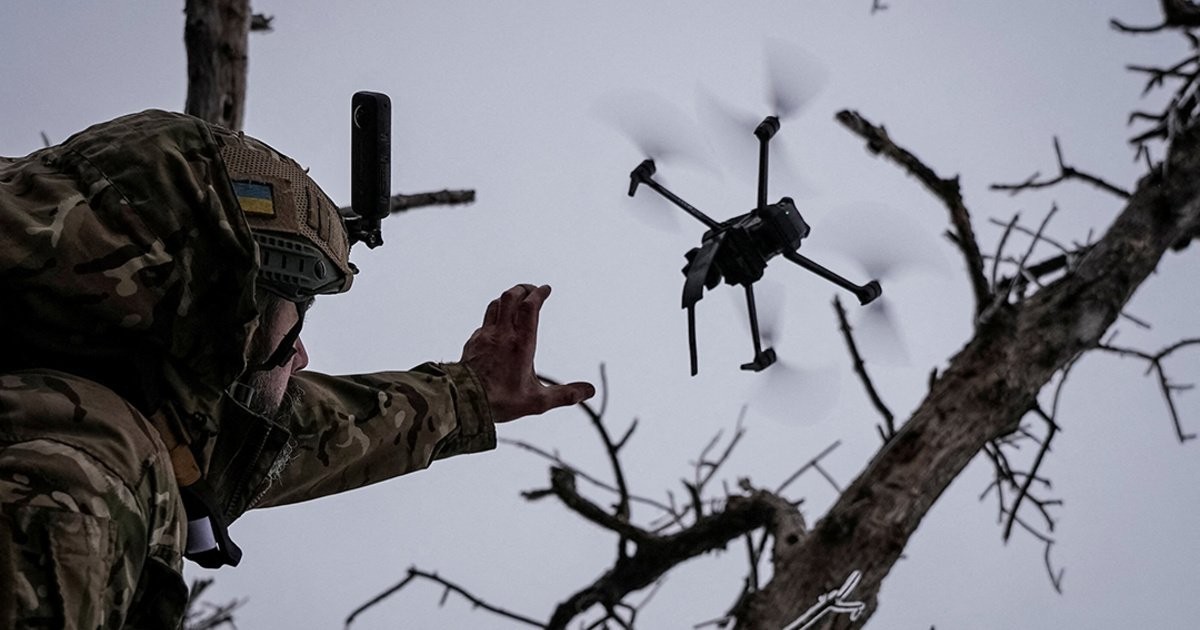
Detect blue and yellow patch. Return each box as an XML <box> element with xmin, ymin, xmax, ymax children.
<box><xmin>234</xmin><ymin>181</ymin><xmax>275</xmax><ymax>216</ymax></box>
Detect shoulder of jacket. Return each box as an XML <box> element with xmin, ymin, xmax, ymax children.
<box><xmin>0</xmin><ymin>369</ymin><xmax>172</xmax><ymax>490</ymax></box>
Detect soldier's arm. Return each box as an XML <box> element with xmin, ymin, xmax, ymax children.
<box><xmin>250</xmin><ymin>362</ymin><xmax>494</xmax><ymax>508</ymax></box>
<box><xmin>250</xmin><ymin>284</ymin><xmax>594</xmax><ymax>509</ymax></box>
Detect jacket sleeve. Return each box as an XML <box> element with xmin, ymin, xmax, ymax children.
<box><xmin>251</xmin><ymin>362</ymin><xmax>495</xmax><ymax>509</ymax></box>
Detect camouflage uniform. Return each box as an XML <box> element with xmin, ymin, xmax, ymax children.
<box><xmin>0</xmin><ymin>111</ymin><xmax>495</xmax><ymax>629</ymax></box>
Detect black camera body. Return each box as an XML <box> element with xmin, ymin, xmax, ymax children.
<box><xmin>348</xmin><ymin>91</ymin><xmax>391</xmax><ymax>248</ymax></box>
<box><xmin>686</xmin><ymin>197</ymin><xmax>810</xmax><ymax>289</ymax></box>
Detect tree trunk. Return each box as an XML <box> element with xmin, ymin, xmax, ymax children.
<box><xmin>184</xmin><ymin>0</ymin><xmax>250</xmax><ymax>131</ymax></box>
<box><xmin>736</xmin><ymin>122</ymin><xmax>1200</xmax><ymax>628</ymax></box>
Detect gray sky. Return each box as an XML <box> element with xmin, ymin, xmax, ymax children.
<box><xmin>4</xmin><ymin>1</ymin><xmax>1199</xmax><ymax>628</ymax></box>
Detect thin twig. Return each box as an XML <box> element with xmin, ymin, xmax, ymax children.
<box><xmin>500</xmin><ymin>437</ymin><xmax>674</xmax><ymax>514</ymax></box>
<box><xmin>833</xmin><ymin>297</ymin><xmax>895</xmax><ymax>441</ymax></box>
<box><xmin>1098</xmin><ymin>338</ymin><xmax>1200</xmax><ymax>442</ymax></box>
<box><xmin>345</xmin><ymin>567</ymin><xmax>545</xmax><ymax>629</ymax></box>
<box><xmin>775</xmin><ymin>441</ymin><xmax>843</xmax><ymax>495</ymax></box>
<box><xmin>1003</xmin><ymin>411</ymin><xmax>1059</xmax><ymax>542</ymax></box>
<box><xmin>981</xmin><ymin>205</ymin><xmax>1059</xmax><ymax>322</ymax></box>
<box><xmin>693</xmin><ymin>407</ymin><xmax>748</xmax><ymax>491</ymax></box>
<box><xmin>994</xmin><ymin>246</ymin><xmax>1091</xmax><ymax>296</ymax></box>
<box><xmin>337</xmin><ymin>189</ymin><xmax>476</xmax><ymax>218</ymax></box>
<box><xmin>541</xmin><ymin>368</ymin><xmax>633</xmax><ymax>525</ymax></box>
<box><xmin>990</xmin><ymin>137</ymin><xmax>1131</xmax><ymax>199</ymax></box>
<box><xmin>990</xmin><ymin>214</ymin><xmax>1021</xmax><ymax>290</ymax></box>
<box><xmin>987</xmin><ymin>217</ymin><xmax>1072</xmax><ymax>257</ymax></box>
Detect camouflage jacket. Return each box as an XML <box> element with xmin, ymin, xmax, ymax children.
<box><xmin>0</xmin><ymin>111</ymin><xmax>495</xmax><ymax>629</ymax></box>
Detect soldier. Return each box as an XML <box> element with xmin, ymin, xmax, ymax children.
<box><xmin>0</xmin><ymin>110</ymin><xmax>595</xmax><ymax>628</ymax></box>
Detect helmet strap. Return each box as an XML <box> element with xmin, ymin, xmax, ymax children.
<box><xmin>244</xmin><ymin>308</ymin><xmax>306</xmax><ymax>374</ymax></box>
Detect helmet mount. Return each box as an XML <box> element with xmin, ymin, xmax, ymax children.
<box><xmin>215</xmin><ymin>91</ymin><xmax>392</xmax><ymax>303</ymax></box>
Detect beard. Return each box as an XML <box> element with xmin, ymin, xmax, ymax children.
<box><xmin>242</xmin><ymin>368</ymin><xmax>305</xmax><ymax>421</ymax></box>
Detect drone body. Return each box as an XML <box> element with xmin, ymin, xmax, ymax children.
<box><xmin>627</xmin><ymin>116</ymin><xmax>881</xmax><ymax>375</ymax></box>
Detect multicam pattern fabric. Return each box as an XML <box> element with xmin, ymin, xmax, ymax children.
<box><xmin>0</xmin><ymin>111</ymin><xmax>495</xmax><ymax>628</ymax></box>
<box><xmin>0</xmin><ymin>370</ymin><xmax>188</xmax><ymax>629</ymax></box>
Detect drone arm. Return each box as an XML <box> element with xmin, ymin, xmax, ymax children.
<box><xmin>755</xmin><ymin>117</ymin><xmax>780</xmax><ymax>210</ymax></box>
<box><xmin>628</xmin><ymin>160</ymin><xmax>721</xmax><ymax>229</ymax></box>
<box><xmin>783</xmin><ymin>250</ymin><xmax>882</xmax><ymax>305</ymax></box>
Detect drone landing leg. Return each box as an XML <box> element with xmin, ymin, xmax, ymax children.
<box><xmin>740</xmin><ymin>284</ymin><xmax>777</xmax><ymax>372</ymax></box>
<box><xmin>687</xmin><ymin>304</ymin><xmax>700</xmax><ymax>376</ymax></box>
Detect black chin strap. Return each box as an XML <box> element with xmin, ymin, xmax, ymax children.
<box><xmin>182</xmin><ymin>481</ymin><xmax>243</xmax><ymax>568</ymax></box>
<box><xmin>245</xmin><ymin>308</ymin><xmax>306</xmax><ymax>374</ymax></box>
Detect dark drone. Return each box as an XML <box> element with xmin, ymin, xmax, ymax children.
<box><xmin>627</xmin><ymin>115</ymin><xmax>882</xmax><ymax>375</ymax></box>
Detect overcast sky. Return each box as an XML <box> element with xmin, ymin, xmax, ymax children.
<box><xmin>4</xmin><ymin>2</ymin><xmax>1199</xmax><ymax>628</ymax></box>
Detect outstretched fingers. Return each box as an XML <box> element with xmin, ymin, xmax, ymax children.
<box><xmin>515</xmin><ymin>285</ymin><xmax>551</xmax><ymax>335</ymax></box>
<box><xmin>496</xmin><ymin>284</ymin><xmax>537</xmax><ymax>330</ymax></box>
<box><xmin>462</xmin><ymin>283</ymin><xmax>595</xmax><ymax>422</ymax></box>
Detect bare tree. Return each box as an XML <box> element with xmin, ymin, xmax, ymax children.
<box><xmin>341</xmin><ymin>3</ymin><xmax>1200</xmax><ymax>629</ymax></box>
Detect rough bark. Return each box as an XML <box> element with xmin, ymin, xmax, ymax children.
<box><xmin>184</xmin><ymin>0</ymin><xmax>250</xmax><ymax>131</ymax></box>
<box><xmin>734</xmin><ymin>122</ymin><xmax>1200</xmax><ymax>628</ymax></box>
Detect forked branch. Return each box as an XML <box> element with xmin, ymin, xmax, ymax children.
<box><xmin>344</xmin><ymin>567</ymin><xmax>545</xmax><ymax>629</ymax></box>
<box><xmin>990</xmin><ymin>137</ymin><xmax>1131</xmax><ymax>199</ymax></box>
<box><xmin>835</xmin><ymin>109</ymin><xmax>991</xmax><ymax>315</ymax></box>
<box><xmin>1098</xmin><ymin>338</ymin><xmax>1200</xmax><ymax>442</ymax></box>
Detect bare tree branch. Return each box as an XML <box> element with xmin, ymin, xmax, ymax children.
<box><xmin>990</xmin><ymin>138</ymin><xmax>1131</xmax><ymax>199</ymax></box>
<box><xmin>993</xmin><ymin>246</ymin><xmax>1091</xmax><ymax>297</ymax></box>
<box><xmin>1098</xmin><ymin>338</ymin><xmax>1200</xmax><ymax>442</ymax></box>
<box><xmin>833</xmin><ymin>297</ymin><xmax>895</xmax><ymax>442</ymax></box>
<box><xmin>502</xmin><ymin>437</ymin><xmax>676</xmax><ymax>515</ymax></box>
<box><xmin>249</xmin><ymin>13</ymin><xmax>273</xmax><ymax>32</ymax></box>
<box><xmin>984</xmin><ymin>205</ymin><xmax>1060</xmax><ymax>319</ymax></box>
<box><xmin>345</xmin><ymin>567</ymin><xmax>545</xmax><ymax>629</ymax></box>
<box><xmin>691</xmin><ymin>409</ymin><xmax>747</xmax><ymax>501</ymax></box>
<box><xmin>545</xmin><ymin>489</ymin><xmax>797</xmax><ymax>630</ymax></box>
<box><xmin>835</xmin><ymin>109</ymin><xmax>992</xmax><ymax>315</ymax></box>
<box><xmin>990</xmin><ymin>213</ymin><xmax>1021</xmax><ymax>291</ymax></box>
<box><xmin>1111</xmin><ymin>0</ymin><xmax>1200</xmax><ymax>33</ymax></box>
<box><xmin>545</xmin><ymin>466</ymin><xmax>654</xmax><ymax>544</ymax></box>
<box><xmin>774</xmin><ymin>441</ymin><xmax>843</xmax><ymax>496</ymax></box>
<box><xmin>987</xmin><ymin>216</ymin><xmax>1073</xmax><ymax>258</ymax></box>
<box><xmin>388</xmin><ymin>189</ymin><xmax>476</xmax><ymax>212</ymax></box>
<box><xmin>542</xmin><ymin>367</ymin><xmax>635</xmax><ymax>530</ymax></box>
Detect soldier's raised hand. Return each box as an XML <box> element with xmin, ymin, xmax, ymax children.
<box><xmin>461</xmin><ymin>284</ymin><xmax>595</xmax><ymax>423</ymax></box>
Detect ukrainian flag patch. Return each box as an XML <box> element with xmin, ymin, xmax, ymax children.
<box><xmin>234</xmin><ymin>181</ymin><xmax>275</xmax><ymax>216</ymax></box>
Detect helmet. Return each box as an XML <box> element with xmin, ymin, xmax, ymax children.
<box><xmin>210</xmin><ymin>127</ymin><xmax>354</xmax><ymax>301</ymax></box>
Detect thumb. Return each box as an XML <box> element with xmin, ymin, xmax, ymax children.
<box><xmin>544</xmin><ymin>381</ymin><xmax>596</xmax><ymax>410</ymax></box>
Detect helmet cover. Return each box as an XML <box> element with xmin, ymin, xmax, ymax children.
<box><xmin>210</xmin><ymin>127</ymin><xmax>354</xmax><ymax>299</ymax></box>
